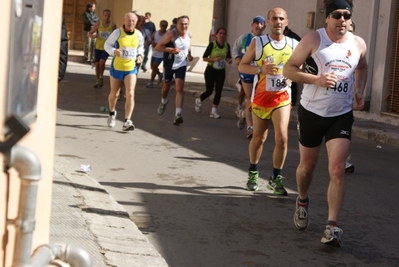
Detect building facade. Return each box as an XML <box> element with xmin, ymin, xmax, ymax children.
<box><xmin>1</xmin><ymin>0</ymin><xmax>397</xmax><ymax>265</ymax></box>
<box><xmin>63</xmin><ymin>0</ymin><xmax>399</xmax><ymax>126</ymax></box>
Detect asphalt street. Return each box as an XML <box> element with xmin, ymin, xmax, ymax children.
<box><xmin>55</xmin><ymin>62</ymin><xmax>399</xmax><ymax>267</ymax></box>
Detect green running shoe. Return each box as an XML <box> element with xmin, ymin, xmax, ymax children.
<box><xmin>267</xmin><ymin>175</ymin><xmax>288</xmax><ymax>196</ymax></box>
<box><xmin>173</xmin><ymin>114</ymin><xmax>183</xmax><ymax>125</ymax></box>
<box><xmin>246</xmin><ymin>171</ymin><xmax>259</xmax><ymax>191</ymax></box>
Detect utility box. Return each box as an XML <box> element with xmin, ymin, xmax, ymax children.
<box><xmin>6</xmin><ymin>0</ymin><xmax>44</xmax><ymax>127</ymax></box>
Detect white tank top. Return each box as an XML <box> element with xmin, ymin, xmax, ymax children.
<box><xmin>152</xmin><ymin>30</ymin><xmax>167</xmax><ymax>58</ymax></box>
<box><xmin>300</xmin><ymin>28</ymin><xmax>360</xmax><ymax>117</ymax></box>
<box><xmin>172</xmin><ymin>32</ymin><xmax>191</xmax><ymax>70</ymax></box>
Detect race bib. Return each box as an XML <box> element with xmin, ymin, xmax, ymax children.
<box><xmin>99</xmin><ymin>31</ymin><xmax>111</xmax><ymax>39</ymax></box>
<box><xmin>266</xmin><ymin>74</ymin><xmax>287</xmax><ymax>91</ymax></box>
<box><xmin>329</xmin><ymin>78</ymin><xmax>352</xmax><ymax>96</ymax></box>
<box><xmin>121</xmin><ymin>46</ymin><xmax>136</xmax><ymax>60</ymax></box>
<box><xmin>265</xmin><ymin>61</ymin><xmax>286</xmax><ymax>91</ymax></box>
<box><xmin>213</xmin><ymin>59</ymin><xmax>225</xmax><ymax>69</ymax></box>
<box><xmin>175</xmin><ymin>50</ymin><xmax>188</xmax><ymax>63</ymax></box>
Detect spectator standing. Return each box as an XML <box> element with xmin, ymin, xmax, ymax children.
<box><xmin>59</xmin><ymin>16</ymin><xmax>68</xmax><ymax>82</ymax></box>
<box><xmin>142</xmin><ymin>12</ymin><xmax>157</xmax><ymax>72</ymax></box>
<box><xmin>135</xmin><ymin>15</ymin><xmax>151</xmax><ymax>72</ymax></box>
<box><xmin>83</xmin><ymin>3</ymin><xmax>98</xmax><ymax>63</ymax></box>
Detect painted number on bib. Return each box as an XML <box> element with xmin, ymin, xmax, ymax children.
<box><xmin>331</xmin><ymin>82</ymin><xmax>349</xmax><ymax>93</ymax></box>
<box><xmin>99</xmin><ymin>31</ymin><xmax>110</xmax><ymax>39</ymax></box>
<box><xmin>121</xmin><ymin>47</ymin><xmax>136</xmax><ymax>60</ymax></box>
<box><xmin>266</xmin><ymin>75</ymin><xmax>286</xmax><ymax>91</ymax></box>
<box><xmin>213</xmin><ymin>59</ymin><xmax>225</xmax><ymax>69</ymax></box>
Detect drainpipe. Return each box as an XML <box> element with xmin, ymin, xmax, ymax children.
<box><xmin>31</xmin><ymin>244</ymin><xmax>92</xmax><ymax>267</ymax></box>
<box><xmin>363</xmin><ymin>0</ymin><xmax>380</xmax><ymax>111</ymax></box>
<box><xmin>5</xmin><ymin>145</ymin><xmax>41</xmax><ymax>267</ymax></box>
<box><xmin>5</xmin><ymin>145</ymin><xmax>92</xmax><ymax>267</ymax></box>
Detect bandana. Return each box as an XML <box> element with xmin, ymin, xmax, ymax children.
<box><xmin>325</xmin><ymin>0</ymin><xmax>352</xmax><ymax>18</ymax></box>
<box><xmin>252</xmin><ymin>16</ymin><xmax>266</xmax><ymax>24</ymax></box>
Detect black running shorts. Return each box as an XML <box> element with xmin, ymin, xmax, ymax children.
<box><xmin>297</xmin><ymin>104</ymin><xmax>354</xmax><ymax>148</ymax></box>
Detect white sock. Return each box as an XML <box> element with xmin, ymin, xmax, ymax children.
<box><xmin>176</xmin><ymin>108</ymin><xmax>182</xmax><ymax>116</ymax></box>
<box><xmin>161</xmin><ymin>98</ymin><xmax>167</xmax><ymax>104</ymax></box>
<box><xmin>212</xmin><ymin>107</ymin><xmax>217</xmax><ymax>113</ymax></box>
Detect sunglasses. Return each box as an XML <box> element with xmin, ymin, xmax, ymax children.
<box><xmin>330</xmin><ymin>12</ymin><xmax>352</xmax><ymax>20</ymax></box>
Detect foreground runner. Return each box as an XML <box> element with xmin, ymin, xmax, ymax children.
<box><xmin>284</xmin><ymin>0</ymin><xmax>368</xmax><ymax>247</ymax></box>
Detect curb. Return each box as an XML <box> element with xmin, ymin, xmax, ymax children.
<box><xmin>53</xmin><ymin>156</ymin><xmax>169</xmax><ymax>267</ymax></box>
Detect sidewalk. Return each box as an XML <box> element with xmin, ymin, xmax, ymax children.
<box><xmin>50</xmin><ymin>59</ymin><xmax>399</xmax><ymax>266</ymax></box>
<box><xmin>50</xmin><ymin>156</ymin><xmax>169</xmax><ymax>267</ymax></box>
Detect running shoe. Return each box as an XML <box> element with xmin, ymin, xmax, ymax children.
<box><xmin>173</xmin><ymin>114</ymin><xmax>183</xmax><ymax>125</ymax></box>
<box><xmin>246</xmin><ymin>170</ymin><xmax>259</xmax><ymax>191</ymax></box>
<box><xmin>157</xmin><ymin>99</ymin><xmax>169</xmax><ymax>115</ymax></box>
<box><xmin>235</xmin><ymin>107</ymin><xmax>241</xmax><ymax>117</ymax></box>
<box><xmin>237</xmin><ymin>110</ymin><xmax>245</xmax><ymax>130</ymax></box>
<box><xmin>107</xmin><ymin>111</ymin><xmax>117</xmax><ymax>127</ymax></box>
<box><xmin>195</xmin><ymin>98</ymin><xmax>202</xmax><ymax>113</ymax></box>
<box><xmin>99</xmin><ymin>78</ymin><xmax>104</xmax><ymax>87</ymax></box>
<box><xmin>246</xmin><ymin>126</ymin><xmax>253</xmax><ymax>139</ymax></box>
<box><xmin>122</xmin><ymin>120</ymin><xmax>135</xmax><ymax>131</ymax></box>
<box><xmin>345</xmin><ymin>155</ymin><xmax>354</xmax><ymax>174</ymax></box>
<box><xmin>321</xmin><ymin>225</ymin><xmax>343</xmax><ymax>247</ymax></box>
<box><xmin>93</xmin><ymin>80</ymin><xmax>100</xmax><ymax>88</ymax></box>
<box><xmin>294</xmin><ymin>196</ymin><xmax>309</xmax><ymax>230</ymax></box>
<box><xmin>146</xmin><ymin>82</ymin><xmax>154</xmax><ymax>88</ymax></box>
<box><xmin>209</xmin><ymin>112</ymin><xmax>221</xmax><ymax>119</ymax></box>
<box><xmin>266</xmin><ymin>175</ymin><xmax>288</xmax><ymax>196</ymax></box>
<box><xmin>345</xmin><ymin>163</ymin><xmax>355</xmax><ymax>174</ymax></box>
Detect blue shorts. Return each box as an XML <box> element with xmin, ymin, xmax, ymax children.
<box><xmin>151</xmin><ymin>56</ymin><xmax>163</xmax><ymax>65</ymax></box>
<box><xmin>164</xmin><ymin>66</ymin><xmax>187</xmax><ymax>83</ymax></box>
<box><xmin>110</xmin><ymin>66</ymin><xmax>139</xmax><ymax>80</ymax></box>
<box><xmin>239</xmin><ymin>72</ymin><xmax>255</xmax><ymax>83</ymax></box>
<box><xmin>94</xmin><ymin>49</ymin><xmax>109</xmax><ymax>62</ymax></box>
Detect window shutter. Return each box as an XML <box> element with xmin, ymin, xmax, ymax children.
<box><xmin>388</xmin><ymin>2</ymin><xmax>399</xmax><ymax>114</ymax></box>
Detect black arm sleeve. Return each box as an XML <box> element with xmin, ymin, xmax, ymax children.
<box><xmin>202</xmin><ymin>42</ymin><xmax>214</xmax><ymax>58</ymax></box>
<box><xmin>59</xmin><ymin>16</ymin><xmax>68</xmax><ymax>82</ymax></box>
<box><xmin>226</xmin><ymin>43</ymin><xmax>232</xmax><ymax>59</ymax></box>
